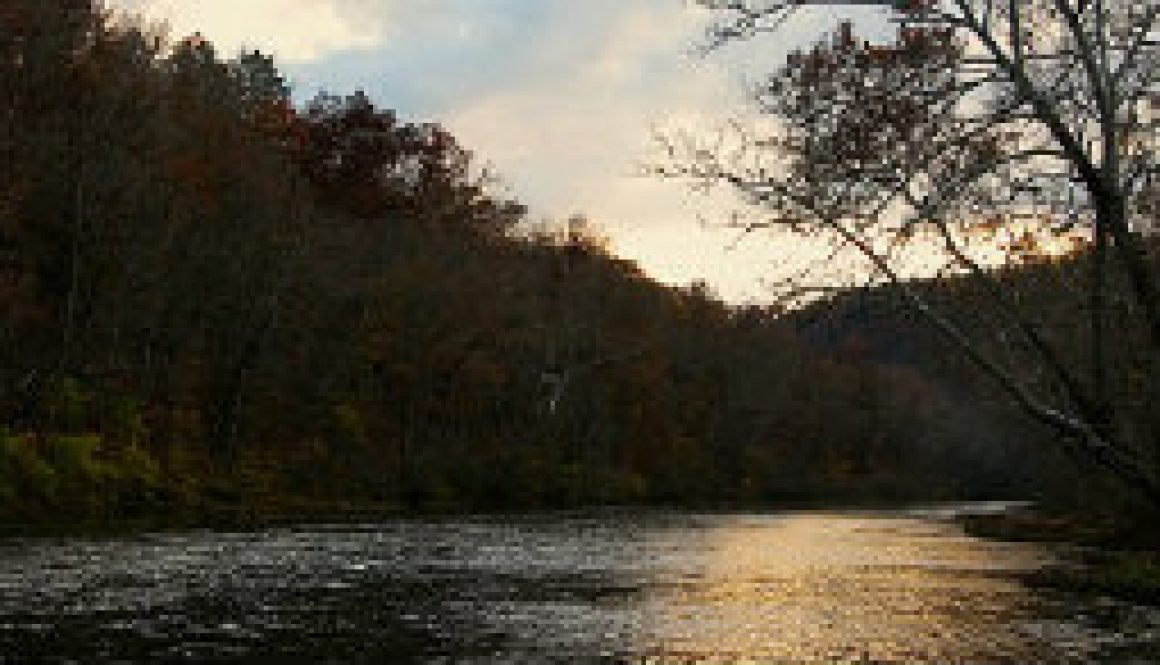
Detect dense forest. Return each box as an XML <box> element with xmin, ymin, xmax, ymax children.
<box><xmin>0</xmin><ymin>1</ymin><xmax>1136</xmax><ymax>529</ymax></box>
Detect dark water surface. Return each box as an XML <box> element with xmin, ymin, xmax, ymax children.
<box><xmin>1</xmin><ymin>504</ymin><xmax>1157</xmax><ymax>663</ymax></box>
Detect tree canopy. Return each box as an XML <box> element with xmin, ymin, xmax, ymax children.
<box><xmin>0</xmin><ymin>0</ymin><xmax>1144</xmax><ymax>527</ymax></box>
<box><xmin>660</xmin><ymin>0</ymin><xmax>1159</xmax><ymax>504</ymax></box>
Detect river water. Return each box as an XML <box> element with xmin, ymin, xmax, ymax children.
<box><xmin>0</xmin><ymin>504</ymin><xmax>1157</xmax><ymax>663</ymax></box>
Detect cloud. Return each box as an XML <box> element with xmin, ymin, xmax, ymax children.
<box><xmin>109</xmin><ymin>0</ymin><xmax>389</xmax><ymax>62</ymax></box>
<box><xmin>276</xmin><ymin>0</ymin><xmax>897</xmax><ymax>300</ymax></box>
<box><xmin>432</xmin><ymin>2</ymin><xmax>779</xmax><ymax>297</ymax></box>
<box><xmin>441</xmin><ymin>4</ymin><xmax>727</xmax><ymax>205</ymax></box>
<box><xmin>107</xmin><ymin>0</ymin><xmax>901</xmax><ymax>301</ymax></box>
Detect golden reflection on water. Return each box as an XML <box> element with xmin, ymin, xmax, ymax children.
<box><xmin>635</xmin><ymin>513</ymin><xmax>1059</xmax><ymax>662</ymax></box>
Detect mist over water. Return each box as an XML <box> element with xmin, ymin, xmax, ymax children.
<box><xmin>1</xmin><ymin>505</ymin><xmax>1157</xmax><ymax>663</ymax></box>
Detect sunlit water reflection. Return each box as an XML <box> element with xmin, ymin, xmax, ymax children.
<box><xmin>0</xmin><ymin>505</ymin><xmax>1157</xmax><ymax>663</ymax></box>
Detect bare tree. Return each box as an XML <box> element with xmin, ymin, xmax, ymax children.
<box><xmin>658</xmin><ymin>0</ymin><xmax>1160</xmax><ymax>502</ymax></box>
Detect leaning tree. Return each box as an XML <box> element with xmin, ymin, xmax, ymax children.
<box><xmin>658</xmin><ymin>0</ymin><xmax>1160</xmax><ymax>502</ymax></box>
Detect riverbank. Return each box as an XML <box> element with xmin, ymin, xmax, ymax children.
<box><xmin>0</xmin><ymin>493</ymin><xmax>1010</xmax><ymax>539</ymax></box>
<box><xmin>960</xmin><ymin>505</ymin><xmax>1160</xmax><ymax>607</ymax></box>
<box><xmin>0</xmin><ymin>498</ymin><xmax>411</xmax><ymax>538</ymax></box>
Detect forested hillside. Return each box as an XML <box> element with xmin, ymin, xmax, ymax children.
<box><xmin>793</xmin><ymin>243</ymin><xmax>1160</xmax><ymax>513</ymax></box>
<box><xmin>0</xmin><ymin>1</ymin><xmax>1068</xmax><ymax>529</ymax></box>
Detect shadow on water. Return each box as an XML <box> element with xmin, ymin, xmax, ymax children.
<box><xmin>0</xmin><ymin>504</ymin><xmax>1157</xmax><ymax>663</ymax></box>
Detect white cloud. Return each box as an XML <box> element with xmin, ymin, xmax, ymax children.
<box><xmin>440</xmin><ymin>3</ymin><xmax>782</xmax><ymax>298</ymax></box>
<box><xmin>433</xmin><ymin>2</ymin><xmax>903</xmax><ymax>301</ymax></box>
<box><xmin>108</xmin><ymin>0</ymin><xmax>388</xmax><ymax>62</ymax></box>
<box><xmin>105</xmin><ymin>0</ymin><xmax>903</xmax><ymax>302</ymax></box>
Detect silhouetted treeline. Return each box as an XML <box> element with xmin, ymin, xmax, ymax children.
<box><xmin>1</xmin><ymin>2</ymin><xmax>1055</xmax><ymax>527</ymax></box>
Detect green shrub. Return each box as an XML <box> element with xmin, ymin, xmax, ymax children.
<box><xmin>3</xmin><ymin>433</ymin><xmax>168</xmax><ymax>521</ymax></box>
<box><xmin>40</xmin><ymin>435</ymin><xmax>110</xmax><ymax>519</ymax></box>
<box><xmin>105</xmin><ymin>397</ymin><xmax>147</xmax><ymax>447</ymax></box>
<box><xmin>42</xmin><ymin>434</ymin><xmax>104</xmax><ymax>478</ymax></box>
<box><xmin>331</xmin><ymin>403</ymin><xmax>367</xmax><ymax>450</ymax></box>
<box><xmin>0</xmin><ymin>434</ymin><xmax>60</xmax><ymax>513</ymax></box>
<box><xmin>42</xmin><ymin>376</ymin><xmax>93</xmax><ymax>431</ymax></box>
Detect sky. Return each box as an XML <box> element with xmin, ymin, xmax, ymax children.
<box><xmin>108</xmin><ymin>0</ymin><xmax>896</xmax><ymax>303</ymax></box>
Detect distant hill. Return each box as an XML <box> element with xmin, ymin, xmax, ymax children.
<box><xmin>784</xmin><ymin>241</ymin><xmax>1159</xmax><ymax>509</ymax></box>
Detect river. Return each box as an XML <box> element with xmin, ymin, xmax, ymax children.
<box><xmin>1</xmin><ymin>504</ymin><xmax>1157</xmax><ymax>663</ymax></box>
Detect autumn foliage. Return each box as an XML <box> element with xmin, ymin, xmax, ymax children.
<box><xmin>0</xmin><ymin>2</ymin><xmax>1073</xmax><ymax>527</ymax></box>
